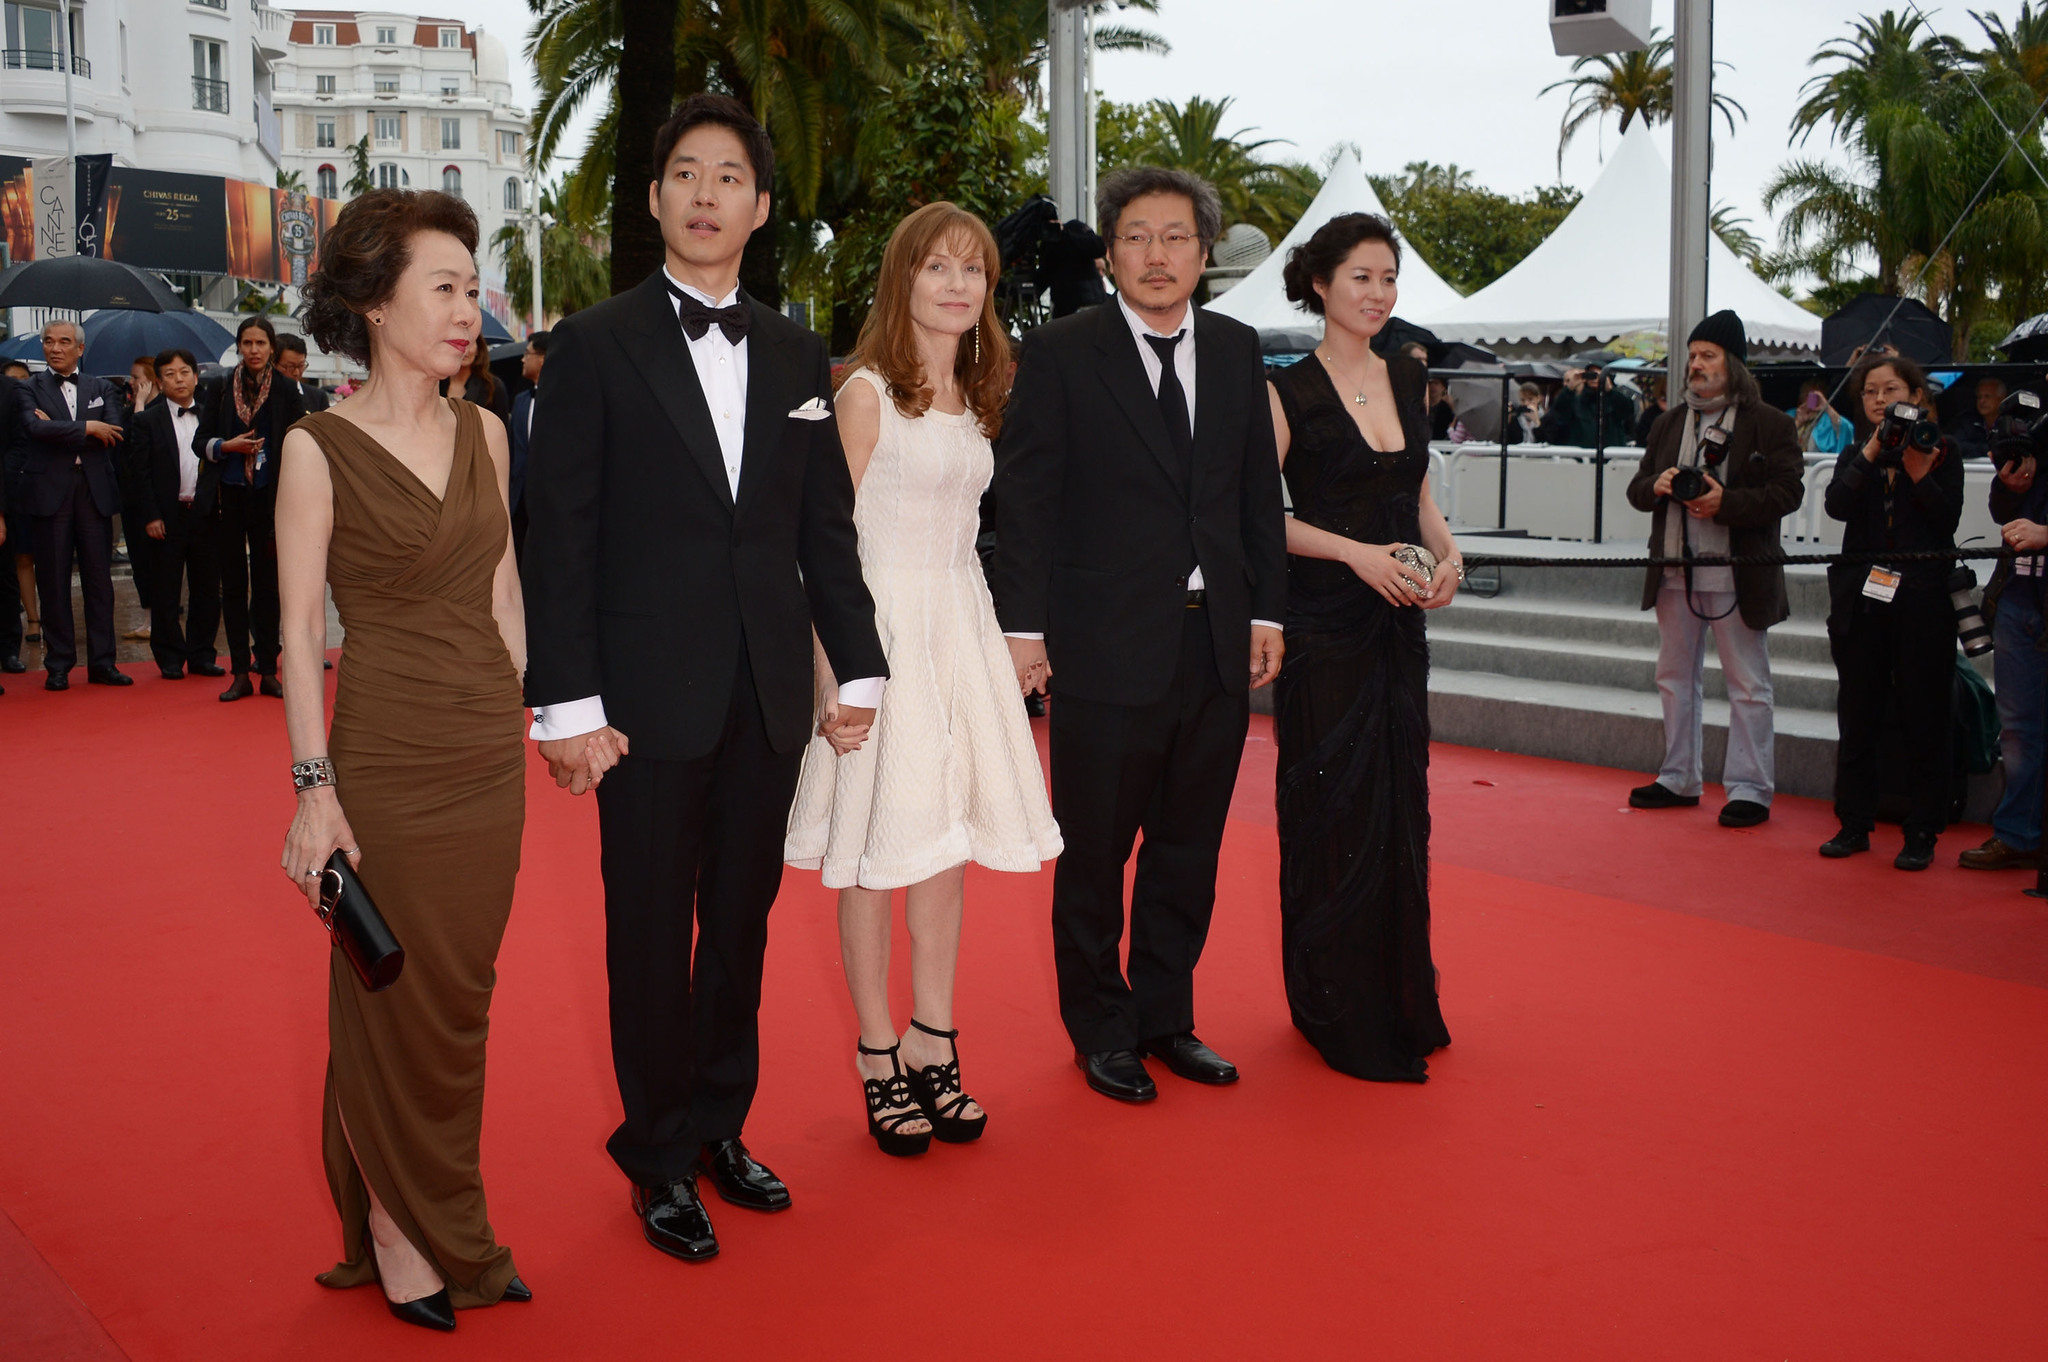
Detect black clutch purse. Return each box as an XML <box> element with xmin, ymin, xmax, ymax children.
<box><xmin>316</xmin><ymin>851</ymin><xmax>405</xmax><ymax>991</ymax></box>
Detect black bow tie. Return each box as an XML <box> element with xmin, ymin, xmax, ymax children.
<box><xmin>667</xmin><ymin>281</ymin><xmax>751</xmax><ymax>345</ymax></box>
<box><xmin>57</xmin><ymin>372</ymin><xmax>78</xmax><ymax>385</ymax></box>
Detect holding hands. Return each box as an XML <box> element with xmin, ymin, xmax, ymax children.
<box><xmin>539</xmin><ymin>726</ymin><xmax>630</xmax><ymax>795</ymax></box>
<box><xmin>1006</xmin><ymin>636</ymin><xmax>1051</xmax><ymax>697</ymax></box>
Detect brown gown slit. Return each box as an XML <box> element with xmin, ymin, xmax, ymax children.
<box><xmin>299</xmin><ymin>399</ymin><xmax>525</xmax><ymax>1308</ymax></box>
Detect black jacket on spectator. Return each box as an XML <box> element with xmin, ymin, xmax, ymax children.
<box><xmin>1984</xmin><ymin>463</ymin><xmax>2048</xmax><ymax>619</ymax></box>
<box><xmin>1950</xmin><ymin>412</ymin><xmax>1996</xmax><ymax>464</ymax></box>
<box><xmin>1821</xmin><ymin>435</ymin><xmax>1966</xmax><ymax>621</ymax></box>
<box><xmin>1634</xmin><ymin>401</ymin><xmax>1668</xmax><ymax>448</ymax></box>
<box><xmin>13</xmin><ymin>369</ymin><xmax>124</xmax><ymax>518</ymax></box>
<box><xmin>127</xmin><ymin>395</ymin><xmax>221</xmax><ymax>522</ymax></box>
<box><xmin>1626</xmin><ymin>399</ymin><xmax>1806</xmax><ymax>630</ymax></box>
<box><xmin>1545</xmin><ymin>384</ymin><xmax>1635</xmax><ymax>448</ymax></box>
<box><xmin>193</xmin><ymin>369</ymin><xmax>307</xmax><ymax>491</ymax></box>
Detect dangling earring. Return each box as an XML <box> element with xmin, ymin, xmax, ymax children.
<box><xmin>972</xmin><ymin>321</ymin><xmax>981</xmax><ymax>365</ymax></box>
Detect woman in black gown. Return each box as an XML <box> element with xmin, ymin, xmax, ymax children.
<box><xmin>1266</xmin><ymin>213</ymin><xmax>1456</xmax><ymax>1081</ymax></box>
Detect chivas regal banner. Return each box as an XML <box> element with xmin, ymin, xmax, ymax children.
<box><xmin>1</xmin><ymin>157</ymin><xmax>338</xmax><ymax>284</ymax></box>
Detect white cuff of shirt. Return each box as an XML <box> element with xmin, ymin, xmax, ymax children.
<box><xmin>835</xmin><ymin>676</ymin><xmax>885</xmax><ymax>709</ymax></box>
<box><xmin>1002</xmin><ymin>632</ymin><xmax>1045</xmax><ymax>641</ymax></box>
<box><xmin>529</xmin><ymin>695</ymin><xmax>609</xmax><ymax>742</ymax></box>
<box><xmin>1252</xmin><ymin>619</ymin><xmax>1283</xmax><ymax>631</ymax></box>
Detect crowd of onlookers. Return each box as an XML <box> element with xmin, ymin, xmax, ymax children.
<box><xmin>0</xmin><ymin>319</ymin><xmax>546</xmax><ymax>697</ymax></box>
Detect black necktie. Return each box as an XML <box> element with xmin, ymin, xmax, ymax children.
<box><xmin>667</xmin><ymin>281</ymin><xmax>751</xmax><ymax>344</ymax></box>
<box><xmin>1144</xmin><ymin>332</ymin><xmax>1193</xmax><ymax>480</ymax></box>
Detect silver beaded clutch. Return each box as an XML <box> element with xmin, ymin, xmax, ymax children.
<box><xmin>1391</xmin><ymin>543</ymin><xmax>1438</xmax><ymax>596</ymax></box>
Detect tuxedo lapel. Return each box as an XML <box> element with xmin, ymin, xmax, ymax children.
<box><xmin>1092</xmin><ymin>303</ymin><xmax>1186</xmax><ymax>498</ymax></box>
<box><xmin>618</xmin><ymin>273</ymin><xmax>733</xmax><ymax>510</ymax></box>
<box><xmin>1189</xmin><ymin>311</ymin><xmax>1230</xmax><ymax>502</ymax></box>
<box><xmin>734</xmin><ymin>296</ymin><xmax>788</xmax><ymax>521</ymax></box>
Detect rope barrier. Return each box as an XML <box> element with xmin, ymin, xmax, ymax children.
<box><xmin>1460</xmin><ymin>546</ymin><xmax>2014</xmax><ymax>570</ymax></box>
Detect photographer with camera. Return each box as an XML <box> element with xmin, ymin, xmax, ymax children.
<box><xmin>1820</xmin><ymin>354</ymin><xmax>1966</xmax><ymax>870</ymax></box>
<box><xmin>1625</xmin><ymin>311</ymin><xmax>1805</xmax><ymax>827</ymax></box>
<box><xmin>1551</xmin><ymin>362</ymin><xmax>1635</xmax><ymax>449</ymax></box>
<box><xmin>1961</xmin><ymin>388</ymin><xmax>2048</xmax><ymax>871</ymax></box>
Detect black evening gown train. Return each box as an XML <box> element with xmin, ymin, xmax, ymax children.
<box><xmin>1271</xmin><ymin>352</ymin><xmax>1451</xmax><ymax>1081</ymax></box>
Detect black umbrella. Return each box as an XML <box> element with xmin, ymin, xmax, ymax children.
<box><xmin>1997</xmin><ymin>313</ymin><xmax>2048</xmax><ymax>363</ymax></box>
<box><xmin>0</xmin><ymin>255</ymin><xmax>187</xmax><ymax>313</ymax></box>
<box><xmin>1820</xmin><ymin>293</ymin><xmax>1952</xmax><ymax>368</ymax></box>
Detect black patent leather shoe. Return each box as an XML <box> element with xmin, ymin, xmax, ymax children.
<box><xmin>500</xmin><ymin>1275</ymin><xmax>532</xmax><ymax>1303</ymax></box>
<box><xmin>258</xmin><ymin>673</ymin><xmax>284</xmax><ymax>698</ymax></box>
<box><xmin>632</xmin><ymin>1177</ymin><xmax>719</xmax><ymax>1261</ymax></box>
<box><xmin>218</xmin><ymin>673</ymin><xmax>253</xmax><ymax>702</ymax></box>
<box><xmin>1895</xmin><ymin>831</ymin><xmax>1938</xmax><ymax>871</ymax></box>
<box><xmin>1628</xmin><ymin>781</ymin><xmax>1699</xmax><ymax>809</ymax></box>
<box><xmin>0</xmin><ymin>653</ymin><xmax>24</xmax><ymax>674</ymax></box>
<box><xmin>1140</xmin><ymin>1032</ymin><xmax>1240</xmax><ymax>1085</ymax></box>
<box><xmin>1820</xmin><ymin>827</ymin><xmax>1870</xmax><ymax>859</ymax></box>
<box><xmin>1075</xmin><ymin>1049</ymin><xmax>1157</xmax><ymax>1103</ymax></box>
<box><xmin>387</xmin><ymin>1288</ymin><xmax>456</xmax><ymax>1332</ymax></box>
<box><xmin>158</xmin><ymin>666</ymin><xmax>185</xmax><ymax>680</ymax></box>
<box><xmin>697</xmin><ymin>1138</ymin><xmax>791</xmax><ymax>1212</ymax></box>
<box><xmin>188</xmin><ymin>660</ymin><xmax>226</xmax><ymax>677</ymax></box>
<box><xmin>87</xmin><ymin>667</ymin><xmax>133</xmax><ymax>687</ymax></box>
<box><xmin>44</xmin><ymin>669</ymin><xmax>69</xmax><ymax>691</ymax></box>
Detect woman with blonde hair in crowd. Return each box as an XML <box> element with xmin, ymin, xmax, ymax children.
<box><xmin>786</xmin><ymin>202</ymin><xmax>1061</xmax><ymax>1156</ymax></box>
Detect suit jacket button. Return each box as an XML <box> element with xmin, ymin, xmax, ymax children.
<box><xmin>1175</xmin><ymin>575</ymin><xmax>1187</xmax><ymax>587</ymax></box>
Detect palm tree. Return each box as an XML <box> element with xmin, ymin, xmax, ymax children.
<box><xmin>947</xmin><ymin>0</ymin><xmax>1166</xmax><ymax>104</ymax></box>
<box><xmin>1789</xmin><ymin>10</ymin><xmax>1959</xmax><ymax>148</ymax></box>
<box><xmin>1130</xmin><ymin>96</ymin><xmax>1318</xmax><ymax>240</ymax></box>
<box><xmin>275</xmin><ymin>168</ymin><xmax>305</xmax><ymax>194</ymax></box>
<box><xmin>1975</xmin><ymin>3</ymin><xmax>2048</xmax><ymax>103</ymax></box>
<box><xmin>1539</xmin><ymin>26</ymin><xmax>1745</xmax><ymax>176</ymax></box>
<box><xmin>490</xmin><ymin>184</ymin><xmax>612</xmax><ymax>320</ymax></box>
<box><xmin>345</xmin><ymin>135</ymin><xmax>373</xmax><ymax>197</ymax></box>
<box><xmin>1710</xmin><ymin>203</ymin><xmax>1765</xmax><ymax>267</ymax></box>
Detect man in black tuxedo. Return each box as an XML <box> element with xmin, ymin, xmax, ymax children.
<box><xmin>994</xmin><ymin>167</ymin><xmax>1288</xmax><ymax>1102</ymax></box>
<box><xmin>273</xmin><ymin>334</ymin><xmax>330</xmax><ymax>413</ymax></box>
<box><xmin>195</xmin><ymin>317</ymin><xmax>305</xmax><ymax>701</ymax></box>
<box><xmin>14</xmin><ymin>319</ymin><xmax>131</xmax><ymax>689</ymax></box>
<box><xmin>124</xmin><ymin>349</ymin><xmax>223</xmax><ymax>680</ymax></box>
<box><xmin>507</xmin><ymin>329</ymin><xmax>547</xmax><ymax>560</ymax></box>
<box><xmin>522</xmin><ymin>94</ymin><xmax>887</xmax><ymax>1263</ymax></box>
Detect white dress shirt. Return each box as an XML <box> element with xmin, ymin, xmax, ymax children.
<box><xmin>529</xmin><ymin>272</ymin><xmax>882</xmax><ymax>743</ymax></box>
<box><xmin>169</xmin><ymin>402</ymin><xmax>200</xmax><ymax>502</ymax></box>
<box><xmin>1004</xmin><ymin>294</ymin><xmax>1279</xmax><ymax>641</ymax></box>
<box><xmin>55</xmin><ymin>370</ymin><xmax>79</xmax><ymax>418</ymax></box>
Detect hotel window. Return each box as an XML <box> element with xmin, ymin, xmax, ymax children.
<box><xmin>440</xmin><ymin>28</ymin><xmax>460</xmax><ymax>49</ymax></box>
<box><xmin>441</xmin><ymin>118</ymin><xmax>460</xmax><ymax>150</ymax></box>
<box><xmin>503</xmin><ymin>178</ymin><xmax>520</xmax><ymax>211</ymax></box>
<box><xmin>441</xmin><ymin>78</ymin><xmax>458</xmax><ymax>96</ymax></box>
<box><xmin>376</xmin><ymin>163</ymin><xmax>400</xmax><ymax>190</ymax></box>
<box><xmin>315</xmin><ymin>74</ymin><xmax>335</xmax><ymax>94</ymax></box>
<box><xmin>7</xmin><ymin>2</ymin><xmax>84</xmax><ymax>71</ymax></box>
<box><xmin>316</xmin><ymin>165</ymin><xmax>338</xmax><ymax>199</ymax></box>
<box><xmin>315</xmin><ymin>118</ymin><xmax>335</xmax><ymax>148</ymax></box>
<box><xmin>498</xmin><ymin>130</ymin><xmax>520</xmax><ymax>159</ymax></box>
<box><xmin>313</xmin><ymin>24</ymin><xmax>335</xmax><ymax>45</ymax></box>
<box><xmin>374</xmin><ymin>73</ymin><xmax>398</xmax><ymax>93</ymax></box>
<box><xmin>442</xmin><ymin>166</ymin><xmax>461</xmax><ymax>195</ymax></box>
<box><xmin>374</xmin><ymin>26</ymin><xmax>396</xmax><ymax>45</ymax></box>
<box><xmin>374</xmin><ymin>113</ymin><xmax>399</xmax><ymax>143</ymax></box>
<box><xmin>191</xmin><ymin>37</ymin><xmax>226</xmax><ymax>112</ymax></box>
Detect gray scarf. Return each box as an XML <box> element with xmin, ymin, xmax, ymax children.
<box><xmin>1684</xmin><ymin>384</ymin><xmax>1732</xmax><ymax>415</ymax></box>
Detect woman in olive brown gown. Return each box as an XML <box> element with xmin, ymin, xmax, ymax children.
<box><xmin>276</xmin><ymin>189</ymin><xmax>616</xmax><ymax>1330</ymax></box>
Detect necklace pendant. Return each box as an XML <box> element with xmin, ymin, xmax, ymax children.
<box><xmin>1354</xmin><ymin>392</ymin><xmax>1369</xmax><ymax>406</ymax></box>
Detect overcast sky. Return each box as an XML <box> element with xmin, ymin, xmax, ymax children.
<box><xmin>450</xmin><ymin>0</ymin><xmax>1990</xmax><ymax>271</ymax></box>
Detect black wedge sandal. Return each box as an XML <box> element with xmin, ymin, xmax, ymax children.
<box><xmin>903</xmin><ymin>1019</ymin><xmax>987</xmax><ymax>1144</ymax></box>
<box><xmin>857</xmin><ymin>1041</ymin><xmax>933</xmax><ymax>1157</ymax></box>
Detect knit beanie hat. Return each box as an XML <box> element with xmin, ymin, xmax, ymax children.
<box><xmin>1687</xmin><ymin>309</ymin><xmax>1747</xmax><ymax>366</ymax></box>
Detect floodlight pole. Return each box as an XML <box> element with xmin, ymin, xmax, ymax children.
<box><xmin>1048</xmin><ymin>1</ymin><xmax>1093</xmax><ymax>226</ymax></box>
<box><xmin>1668</xmin><ymin>0</ymin><xmax>1714</xmax><ymax>396</ymax></box>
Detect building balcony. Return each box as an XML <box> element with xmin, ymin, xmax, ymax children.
<box><xmin>254</xmin><ymin>5</ymin><xmax>291</xmax><ymax>60</ymax></box>
<box><xmin>193</xmin><ymin>75</ymin><xmax>229</xmax><ymax>114</ymax></box>
<box><xmin>3</xmin><ymin>48</ymin><xmax>91</xmax><ymax>78</ymax></box>
<box><xmin>255</xmin><ymin>95</ymin><xmax>282</xmax><ymax>163</ymax></box>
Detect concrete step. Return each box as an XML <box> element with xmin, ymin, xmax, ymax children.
<box><xmin>1452</xmin><ymin>532</ymin><xmax>1839</xmax><ymax>618</ymax></box>
<box><xmin>1429</xmin><ymin>625</ymin><xmax>1842</xmax><ymax>712</ymax></box>
<box><xmin>1437</xmin><ymin>593</ymin><xmax>1836</xmax><ymax>666</ymax></box>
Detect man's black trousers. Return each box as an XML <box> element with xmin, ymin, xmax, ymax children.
<box><xmin>1048</xmin><ymin>604</ymin><xmax>1249</xmax><ymax>1055</ymax></box>
<box><xmin>150</xmin><ymin>502</ymin><xmax>220</xmax><ymax>671</ymax></box>
<box><xmin>1830</xmin><ymin>587</ymin><xmax>1955</xmax><ymax>838</ymax></box>
<box><xmin>214</xmin><ymin>482</ymin><xmax>279</xmax><ymax>677</ymax></box>
<box><xmin>32</xmin><ymin>469</ymin><xmax>115</xmax><ymax>674</ymax></box>
<box><xmin>594</xmin><ymin>647</ymin><xmax>802</xmax><ymax>1187</ymax></box>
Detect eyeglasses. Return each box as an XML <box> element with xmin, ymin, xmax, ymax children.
<box><xmin>1115</xmin><ymin>232</ymin><xmax>1200</xmax><ymax>252</ymax></box>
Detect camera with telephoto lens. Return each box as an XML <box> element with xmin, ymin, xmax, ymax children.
<box><xmin>1950</xmin><ymin>565</ymin><xmax>1993</xmax><ymax>657</ymax></box>
<box><xmin>1669</xmin><ymin>424</ymin><xmax>1729</xmax><ymax>504</ymax></box>
<box><xmin>1874</xmin><ymin>401</ymin><xmax>1941</xmax><ymax>468</ymax></box>
<box><xmin>1991</xmin><ymin>388</ymin><xmax>2048</xmax><ymax>468</ymax></box>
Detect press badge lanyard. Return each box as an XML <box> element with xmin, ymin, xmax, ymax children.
<box><xmin>1863</xmin><ymin>469</ymin><xmax>1901</xmax><ymax>605</ymax></box>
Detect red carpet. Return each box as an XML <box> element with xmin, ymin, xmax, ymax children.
<box><xmin>4</xmin><ymin>662</ymin><xmax>2047</xmax><ymax>1359</ymax></box>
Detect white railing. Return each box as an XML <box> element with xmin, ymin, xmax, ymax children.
<box><xmin>254</xmin><ymin>94</ymin><xmax>282</xmax><ymax>162</ymax></box>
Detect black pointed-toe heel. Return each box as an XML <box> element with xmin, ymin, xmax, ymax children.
<box><xmin>500</xmin><ymin>1276</ymin><xmax>532</xmax><ymax>1303</ymax></box>
<box><xmin>903</xmin><ymin>1019</ymin><xmax>987</xmax><ymax>1143</ymax></box>
<box><xmin>387</xmin><ymin>1288</ymin><xmax>456</xmax><ymax>1331</ymax></box>
<box><xmin>858</xmin><ymin>1041</ymin><xmax>933</xmax><ymax>1157</ymax></box>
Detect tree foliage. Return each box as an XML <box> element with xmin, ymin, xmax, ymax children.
<box><xmin>490</xmin><ymin>184</ymin><xmax>613</xmax><ymax>321</ymax></box>
<box><xmin>1369</xmin><ymin>163</ymin><xmax>1580</xmax><ymax>296</ymax></box>
<box><xmin>1539</xmin><ymin>26</ymin><xmax>1745</xmax><ymax>176</ymax></box>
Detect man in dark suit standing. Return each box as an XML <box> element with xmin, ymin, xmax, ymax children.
<box><xmin>507</xmin><ymin>329</ymin><xmax>547</xmax><ymax>559</ymax></box>
<box><xmin>124</xmin><ymin>348</ymin><xmax>224</xmax><ymax>680</ymax></box>
<box><xmin>195</xmin><ymin>316</ymin><xmax>305</xmax><ymax>701</ymax></box>
<box><xmin>14</xmin><ymin>319</ymin><xmax>131</xmax><ymax>689</ymax></box>
<box><xmin>995</xmin><ymin>167</ymin><xmax>1288</xmax><ymax>1103</ymax></box>
<box><xmin>523</xmin><ymin>94</ymin><xmax>887</xmax><ymax>1263</ymax></box>
<box><xmin>273</xmin><ymin>333</ymin><xmax>330</xmax><ymax>412</ymax></box>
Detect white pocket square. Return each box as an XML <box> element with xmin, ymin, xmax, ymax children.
<box><xmin>788</xmin><ymin>397</ymin><xmax>831</xmax><ymax>421</ymax></box>
<box><xmin>86</xmin><ymin>396</ymin><xmax>104</xmax><ymax>408</ymax></box>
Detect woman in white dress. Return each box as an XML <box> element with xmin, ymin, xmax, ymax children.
<box><xmin>786</xmin><ymin>202</ymin><xmax>1061</xmax><ymax>1156</ymax></box>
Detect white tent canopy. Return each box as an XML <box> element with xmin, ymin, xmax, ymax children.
<box><xmin>1208</xmin><ymin>147</ymin><xmax>1463</xmax><ymax>333</ymax></box>
<box><xmin>1421</xmin><ymin>121</ymin><xmax>1821</xmax><ymax>351</ymax></box>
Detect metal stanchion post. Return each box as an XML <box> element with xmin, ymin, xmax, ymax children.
<box><xmin>1498</xmin><ymin>371</ymin><xmax>1511</xmax><ymax>530</ymax></box>
<box><xmin>1592</xmin><ymin>381</ymin><xmax>1608</xmax><ymax>543</ymax></box>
